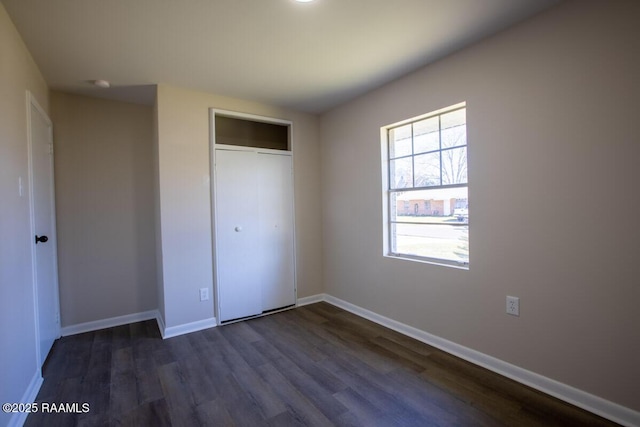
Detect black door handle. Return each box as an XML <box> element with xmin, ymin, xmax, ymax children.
<box><xmin>35</xmin><ymin>235</ymin><xmax>48</xmax><ymax>244</ymax></box>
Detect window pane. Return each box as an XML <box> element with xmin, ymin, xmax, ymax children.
<box><xmin>414</xmin><ymin>152</ymin><xmax>440</xmax><ymax>187</ymax></box>
<box><xmin>390</xmin><ymin>157</ymin><xmax>413</xmax><ymax>189</ymax></box>
<box><xmin>389</xmin><ymin>125</ymin><xmax>412</xmax><ymax>158</ymax></box>
<box><xmin>441</xmin><ymin>147</ymin><xmax>467</xmax><ymax>185</ymax></box>
<box><xmin>391</xmin><ymin>192</ymin><xmax>418</xmax><ymax>218</ymax></box>
<box><xmin>391</xmin><ymin>187</ymin><xmax>468</xmax><ymax>222</ymax></box>
<box><xmin>392</xmin><ymin>222</ymin><xmax>469</xmax><ymax>263</ymax></box>
<box><xmin>441</xmin><ymin>109</ymin><xmax>466</xmax><ymax>149</ymax></box>
<box><xmin>389</xmin><ymin>192</ymin><xmax>399</xmax><ymax>221</ymax></box>
<box><xmin>441</xmin><ymin>109</ymin><xmax>465</xmax><ymax>130</ymax></box>
<box><xmin>413</xmin><ymin>117</ymin><xmax>439</xmax><ymax>154</ymax></box>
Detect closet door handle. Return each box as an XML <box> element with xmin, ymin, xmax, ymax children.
<box><xmin>35</xmin><ymin>235</ymin><xmax>49</xmax><ymax>244</ymax></box>
<box><xmin>234</xmin><ymin>226</ymin><xmax>243</xmax><ymax>232</ymax></box>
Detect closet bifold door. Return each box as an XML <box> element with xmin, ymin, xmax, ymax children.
<box><xmin>214</xmin><ymin>149</ymin><xmax>262</xmax><ymax>322</ymax></box>
<box><xmin>257</xmin><ymin>152</ymin><xmax>295</xmax><ymax>312</ymax></box>
<box><xmin>214</xmin><ymin>148</ymin><xmax>296</xmax><ymax>324</ymax></box>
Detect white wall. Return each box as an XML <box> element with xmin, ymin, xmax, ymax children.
<box><xmin>155</xmin><ymin>85</ymin><xmax>322</xmax><ymax>329</ymax></box>
<box><xmin>0</xmin><ymin>3</ymin><xmax>50</xmax><ymax>425</ymax></box>
<box><xmin>50</xmin><ymin>92</ymin><xmax>157</xmax><ymax>327</ymax></box>
<box><xmin>320</xmin><ymin>0</ymin><xmax>639</xmax><ymax>412</ymax></box>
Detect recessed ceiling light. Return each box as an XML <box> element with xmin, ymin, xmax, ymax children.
<box><xmin>93</xmin><ymin>79</ymin><xmax>110</xmax><ymax>88</ymax></box>
<box><xmin>295</xmin><ymin>0</ymin><xmax>315</xmax><ymax>2</ymax></box>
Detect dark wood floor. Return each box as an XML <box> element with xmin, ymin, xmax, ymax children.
<box><xmin>26</xmin><ymin>302</ymin><xmax>619</xmax><ymax>426</ymax></box>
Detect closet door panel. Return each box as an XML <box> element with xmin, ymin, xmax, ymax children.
<box><xmin>258</xmin><ymin>153</ymin><xmax>296</xmax><ymax>311</ymax></box>
<box><xmin>215</xmin><ymin>149</ymin><xmax>262</xmax><ymax>322</ymax></box>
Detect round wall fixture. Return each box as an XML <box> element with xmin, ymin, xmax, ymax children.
<box><xmin>93</xmin><ymin>79</ymin><xmax>110</xmax><ymax>88</ymax></box>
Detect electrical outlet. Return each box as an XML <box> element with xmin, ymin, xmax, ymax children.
<box><xmin>506</xmin><ymin>296</ymin><xmax>520</xmax><ymax>316</ymax></box>
<box><xmin>200</xmin><ymin>288</ymin><xmax>209</xmax><ymax>302</ymax></box>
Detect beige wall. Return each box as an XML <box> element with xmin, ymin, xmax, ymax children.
<box><xmin>156</xmin><ymin>85</ymin><xmax>322</xmax><ymax>328</ymax></box>
<box><xmin>51</xmin><ymin>92</ymin><xmax>157</xmax><ymax>326</ymax></box>
<box><xmin>0</xmin><ymin>3</ymin><xmax>50</xmax><ymax>425</ymax></box>
<box><xmin>320</xmin><ymin>0</ymin><xmax>639</xmax><ymax>412</ymax></box>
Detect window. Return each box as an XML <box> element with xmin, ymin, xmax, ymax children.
<box><xmin>383</xmin><ymin>103</ymin><xmax>468</xmax><ymax>267</ymax></box>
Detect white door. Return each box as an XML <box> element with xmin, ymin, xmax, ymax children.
<box><xmin>28</xmin><ymin>93</ymin><xmax>60</xmax><ymax>366</ymax></box>
<box><xmin>214</xmin><ymin>149</ymin><xmax>263</xmax><ymax>322</ymax></box>
<box><xmin>258</xmin><ymin>153</ymin><xmax>295</xmax><ymax>311</ymax></box>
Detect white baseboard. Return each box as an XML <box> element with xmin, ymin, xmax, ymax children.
<box><xmin>7</xmin><ymin>371</ymin><xmax>43</xmax><ymax>427</ymax></box>
<box><xmin>61</xmin><ymin>310</ymin><xmax>159</xmax><ymax>336</ymax></box>
<box><xmin>305</xmin><ymin>294</ymin><xmax>639</xmax><ymax>427</ymax></box>
<box><xmin>297</xmin><ymin>294</ymin><xmax>326</xmax><ymax>306</ymax></box>
<box><xmin>156</xmin><ymin>312</ymin><xmax>166</xmax><ymax>338</ymax></box>
<box><xmin>160</xmin><ymin>316</ymin><xmax>217</xmax><ymax>340</ymax></box>
<box><xmin>61</xmin><ymin>309</ymin><xmax>217</xmax><ymax>340</ymax></box>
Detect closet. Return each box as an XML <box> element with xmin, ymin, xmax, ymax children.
<box><xmin>211</xmin><ymin>110</ymin><xmax>296</xmax><ymax>324</ymax></box>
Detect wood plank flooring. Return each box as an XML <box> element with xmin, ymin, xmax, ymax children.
<box><xmin>26</xmin><ymin>302</ymin><xmax>620</xmax><ymax>426</ymax></box>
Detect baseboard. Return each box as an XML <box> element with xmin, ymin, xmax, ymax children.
<box><xmin>155</xmin><ymin>293</ymin><xmax>324</xmax><ymax>338</ymax></box>
<box><xmin>7</xmin><ymin>371</ymin><xmax>43</xmax><ymax>427</ymax></box>
<box><xmin>297</xmin><ymin>293</ymin><xmax>326</xmax><ymax>306</ymax></box>
<box><xmin>156</xmin><ymin>312</ymin><xmax>166</xmax><ymax>338</ymax></box>
<box><xmin>160</xmin><ymin>317</ymin><xmax>217</xmax><ymax>340</ymax></box>
<box><xmin>61</xmin><ymin>310</ymin><xmax>159</xmax><ymax>336</ymax></box>
<box><xmin>309</xmin><ymin>294</ymin><xmax>639</xmax><ymax>427</ymax></box>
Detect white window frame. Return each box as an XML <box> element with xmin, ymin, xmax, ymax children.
<box><xmin>381</xmin><ymin>102</ymin><xmax>469</xmax><ymax>269</ymax></box>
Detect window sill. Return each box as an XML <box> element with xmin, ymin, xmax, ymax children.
<box><xmin>385</xmin><ymin>253</ymin><xmax>469</xmax><ymax>270</ymax></box>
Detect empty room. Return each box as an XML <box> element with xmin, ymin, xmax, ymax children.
<box><xmin>1</xmin><ymin>0</ymin><xmax>638</xmax><ymax>426</ymax></box>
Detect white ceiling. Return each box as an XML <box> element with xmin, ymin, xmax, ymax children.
<box><xmin>3</xmin><ymin>0</ymin><xmax>559</xmax><ymax>113</ymax></box>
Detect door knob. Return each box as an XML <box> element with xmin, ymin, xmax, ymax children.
<box><xmin>35</xmin><ymin>235</ymin><xmax>48</xmax><ymax>244</ymax></box>
<box><xmin>234</xmin><ymin>226</ymin><xmax>242</xmax><ymax>232</ymax></box>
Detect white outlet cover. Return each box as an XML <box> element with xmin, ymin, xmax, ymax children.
<box><xmin>506</xmin><ymin>296</ymin><xmax>520</xmax><ymax>316</ymax></box>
